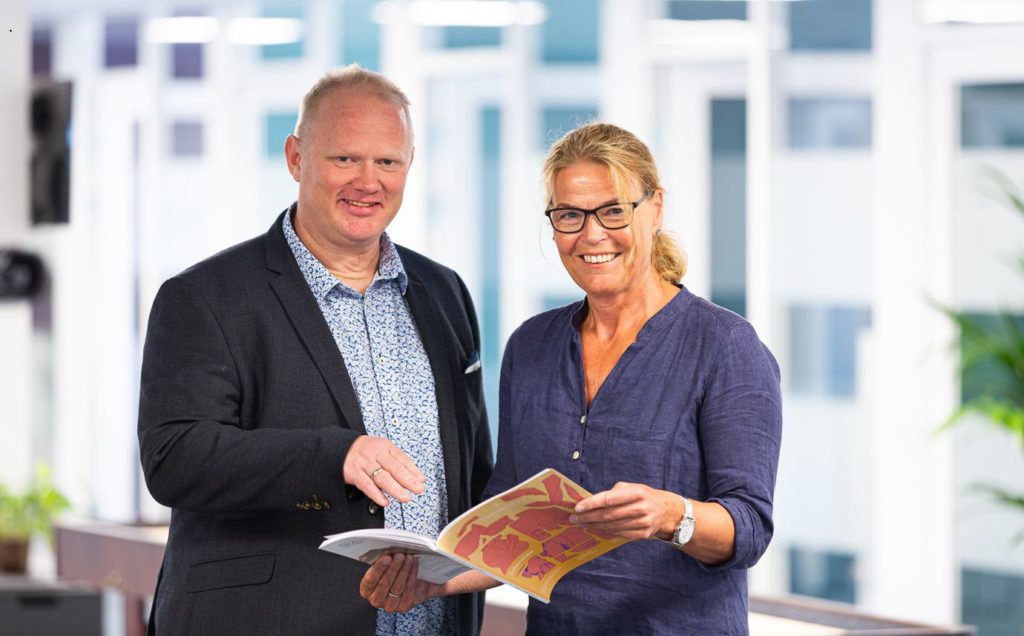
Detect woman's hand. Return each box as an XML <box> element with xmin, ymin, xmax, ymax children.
<box><xmin>569</xmin><ymin>481</ymin><xmax>683</xmax><ymax>540</ymax></box>
<box><xmin>358</xmin><ymin>553</ymin><xmax>443</xmax><ymax>613</ymax></box>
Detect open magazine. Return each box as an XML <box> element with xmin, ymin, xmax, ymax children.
<box><xmin>319</xmin><ymin>468</ymin><xmax>631</xmax><ymax>603</ymax></box>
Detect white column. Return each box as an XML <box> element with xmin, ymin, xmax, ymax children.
<box><xmin>500</xmin><ymin>22</ymin><xmax>538</xmax><ymax>336</ymax></box>
<box><xmin>662</xmin><ymin>69</ymin><xmax>712</xmax><ymax>298</ymax></box>
<box><xmin>0</xmin><ymin>0</ymin><xmax>31</xmax><ymax>490</ymax></box>
<box><xmin>863</xmin><ymin>0</ymin><xmax>957</xmax><ymax>622</ymax></box>
<box><xmin>379</xmin><ymin>0</ymin><xmax>429</xmax><ymax>253</ymax></box>
<box><xmin>745</xmin><ymin>0</ymin><xmax>785</xmax><ymax>596</ymax></box>
<box><xmin>599</xmin><ymin>0</ymin><xmax>653</xmax><ymax>140</ymax></box>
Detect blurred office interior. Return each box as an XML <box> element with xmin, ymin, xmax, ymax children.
<box><xmin>1</xmin><ymin>0</ymin><xmax>1024</xmax><ymax>633</ymax></box>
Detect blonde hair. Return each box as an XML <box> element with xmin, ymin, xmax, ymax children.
<box><xmin>542</xmin><ymin>122</ymin><xmax>687</xmax><ymax>283</ymax></box>
<box><xmin>295</xmin><ymin>64</ymin><xmax>413</xmax><ymax>143</ymax></box>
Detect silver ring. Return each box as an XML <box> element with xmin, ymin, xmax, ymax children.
<box><xmin>387</xmin><ymin>591</ymin><xmax>402</xmax><ymax>599</ymax></box>
<box><xmin>371</xmin><ymin>467</ymin><xmax>385</xmax><ymax>479</ymax></box>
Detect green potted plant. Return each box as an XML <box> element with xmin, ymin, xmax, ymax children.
<box><xmin>943</xmin><ymin>169</ymin><xmax>1024</xmax><ymax>544</ymax></box>
<box><xmin>0</xmin><ymin>464</ymin><xmax>70</xmax><ymax>572</ymax></box>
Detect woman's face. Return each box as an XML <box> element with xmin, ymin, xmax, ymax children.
<box><xmin>551</xmin><ymin>161</ymin><xmax>662</xmax><ymax>301</ymax></box>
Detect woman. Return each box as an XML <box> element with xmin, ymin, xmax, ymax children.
<box><xmin>361</xmin><ymin>123</ymin><xmax>782</xmax><ymax>635</ymax></box>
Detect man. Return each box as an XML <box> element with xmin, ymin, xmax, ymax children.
<box><xmin>138</xmin><ymin>65</ymin><xmax>492</xmax><ymax>636</ymax></box>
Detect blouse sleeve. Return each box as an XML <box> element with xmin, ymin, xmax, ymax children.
<box><xmin>696</xmin><ymin>321</ymin><xmax>782</xmax><ymax>571</ymax></box>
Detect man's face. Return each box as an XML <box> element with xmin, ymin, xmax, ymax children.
<box><xmin>285</xmin><ymin>88</ymin><xmax>413</xmax><ymax>254</ymax></box>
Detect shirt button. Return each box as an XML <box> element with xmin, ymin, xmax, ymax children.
<box><xmin>368</xmin><ymin>502</ymin><xmax>380</xmax><ymax>515</ymax></box>
<box><xmin>579</xmin><ymin>415</ymin><xmax>586</xmax><ymax>424</ymax></box>
<box><xmin>572</xmin><ymin>450</ymin><xmax>580</xmax><ymax>460</ymax></box>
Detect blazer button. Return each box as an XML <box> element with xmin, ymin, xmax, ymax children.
<box><xmin>367</xmin><ymin>502</ymin><xmax>380</xmax><ymax>515</ymax></box>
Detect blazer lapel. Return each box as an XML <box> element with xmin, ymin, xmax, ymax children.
<box><xmin>404</xmin><ymin>274</ymin><xmax>464</xmax><ymax>516</ymax></box>
<box><xmin>263</xmin><ymin>211</ymin><xmax>366</xmax><ymax>434</ymax></box>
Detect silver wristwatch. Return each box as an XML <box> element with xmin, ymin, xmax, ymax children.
<box><xmin>671</xmin><ymin>496</ymin><xmax>695</xmax><ymax>548</ymax></box>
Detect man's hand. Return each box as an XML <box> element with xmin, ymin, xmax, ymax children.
<box><xmin>359</xmin><ymin>554</ymin><xmax>441</xmax><ymax>613</ymax></box>
<box><xmin>343</xmin><ymin>435</ymin><xmax>425</xmax><ymax>506</ymax></box>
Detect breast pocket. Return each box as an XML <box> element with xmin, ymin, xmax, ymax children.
<box><xmin>593</xmin><ymin>423</ymin><xmax>670</xmax><ymax>490</ymax></box>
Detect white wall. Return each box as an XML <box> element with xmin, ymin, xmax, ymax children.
<box><xmin>0</xmin><ymin>0</ymin><xmax>32</xmax><ymax>491</ymax></box>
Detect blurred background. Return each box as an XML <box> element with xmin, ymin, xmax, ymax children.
<box><xmin>1</xmin><ymin>0</ymin><xmax>1024</xmax><ymax>633</ymax></box>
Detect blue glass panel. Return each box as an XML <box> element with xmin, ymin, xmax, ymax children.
<box><xmin>541</xmin><ymin>294</ymin><xmax>580</xmax><ymax>312</ymax></box>
<box><xmin>789</xmin><ymin>0</ymin><xmax>872</xmax><ymax>51</ymax></box>
<box><xmin>104</xmin><ymin>15</ymin><xmax>138</xmax><ymax>68</ymax></box>
<box><xmin>788</xmin><ymin>98</ymin><xmax>872</xmax><ymax>149</ymax></box>
<box><xmin>962</xmin><ymin>567</ymin><xmax>1024</xmax><ymax>636</ymax></box>
<box><xmin>789</xmin><ymin>546</ymin><xmax>857</xmax><ymax>604</ymax></box>
<box><xmin>958</xmin><ymin>312</ymin><xmax>1024</xmax><ymax>403</ymax></box>
<box><xmin>171</xmin><ymin>121</ymin><xmax>203</xmax><ymax>158</ymax></box>
<box><xmin>710</xmin><ymin>99</ymin><xmax>746</xmax><ymax>318</ymax></box>
<box><xmin>789</xmin><ymin>304</ymin><xmax>871</xmax><ymax>398</ymax></box>
<box><xmin>442</xmin><ymin>27</ymin><xmax>501</xmax><ymax>48</ymax></box>
<box><xmin>32</xmin><ymin>24</ymin><xmax>53</xmax><ymax>77</ymax></box>
<box><xmin>265</xmin><ymin>112</ymin><xmax>298</xmax><ymax>158</ymax></box>
<box><xmin>826</xmin><ymin>307</ymin><xmax>871</xmax><ymax>397</ymax></box>
<box><xmin>481</xmin><ymin>107</ymin><xmax>502</xmax><ymax>445</ymax></box>
<box><xmin>261</xmin><ymin>5</ymin><xmax>305</xmax><ymax>61</ymax></box>
<box><xmin>340</xmin><ymin>0</ymin><xmax>380</xmax><ymax>70</ymax></box>
<box><xmin>961</xmin><ymin>84</ymin><xmax>1024</xmax><ymax>148</ymax></box>
<box><xmin>542</xmin><ymin>0</ymin><xmax>599</xmax><ymax>64</ymax></box>
<box><xmin>172</xmin><ymin>43</ymin><xmax>203</xmax><ymax>79</ymax></box>
<box><xmin>541</xmin><ymin>106</ymin><xmax>598</xmax><ymax>150</ymax></box>
<box><xmin>668</xmin><ymin>0</ymin><xmax>746</xmax><ymax>21</ymax></box>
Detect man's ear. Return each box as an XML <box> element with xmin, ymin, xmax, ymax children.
<box><xmin>284</xmin><ymin>135</ymin><xmax>302</xmax><ymax>182</ymax></box>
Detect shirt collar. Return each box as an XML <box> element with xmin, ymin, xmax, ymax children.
<box><xmin>282</xmin><ymin>203</ymin><xmax>408</xmax><ymax>299</ymax></box>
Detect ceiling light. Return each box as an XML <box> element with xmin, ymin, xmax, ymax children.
<box><xmin>922</xmin><ymin>0</ymin><xmax>1024</xmax><ymax>24</ymax></box>
<box><xmin>649</xmin><ymin>18</ymin><xmax>753</xmax><ymax>50</ymax></box>
<box><xmin>373</xmin><ymin>1</ymin><xmax>548</xmax><ymax>27</ymax></box>
<box><xmin>225</xmin><ymin>18</ymin><xmax>303</xmax><ymax>45</ymax></box>
<box><xmin>145</xmin><ymin>17</ymin><xmax>219</xmax><ymax>44</ymax></box>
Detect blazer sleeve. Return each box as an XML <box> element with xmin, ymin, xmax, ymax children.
<box><xmin>138</xmin><ymin>276</ymin><xmax>357</xmax><ymax>514</ymax></box>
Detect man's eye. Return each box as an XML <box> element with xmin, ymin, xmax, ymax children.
<box><xmin>334</xmin><ymin>156</ymin><xmax>354</xmax><ymax>163</ymax></box>
<box><xmin>378</xmin><ymin>159</ymin><xmax>397</xmax><ymax>167</ymax></box>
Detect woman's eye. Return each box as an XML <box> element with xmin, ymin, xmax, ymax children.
<box><xmin>601</xmin><ymin>206</ymin><xmax>626</xmax><ymax>217</ymax></box>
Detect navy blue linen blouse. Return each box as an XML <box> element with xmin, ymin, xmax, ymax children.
<box><xmin>483</xmin><ymin>286</ymin><xmax>782</xmax><ymax>635</ymax></box>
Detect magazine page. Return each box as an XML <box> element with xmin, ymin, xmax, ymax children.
<box><xmin>319</xmin><ymin>528</ymin><xmax>472</xmax><ymax>584</ymax></box>
<box><xmin>435</xmin><ymin>468</ymin><xmax>630</xmax><ymax>603</ymax></box>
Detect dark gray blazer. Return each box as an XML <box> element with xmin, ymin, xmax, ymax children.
<box><xmin>138</xmin><ymin>210</ymin><xmax>493</xmax><ymax>635</ymax></box>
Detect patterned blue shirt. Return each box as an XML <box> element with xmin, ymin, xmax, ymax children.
<box><xmin>283</xmin><ymin>210</ymin><xmax>454</xmax><ymax>635</ymax></box>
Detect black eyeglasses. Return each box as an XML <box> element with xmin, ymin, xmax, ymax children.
<box><xmin>544</xmin><ymin>192</ymin><xmax>652</xmax><ymax>234</ymax></box>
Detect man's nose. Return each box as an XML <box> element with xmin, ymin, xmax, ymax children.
<box><xmin>352</xmin><ymin>162</ymin><xmax>381</xmax><ymax>191</ymax></box>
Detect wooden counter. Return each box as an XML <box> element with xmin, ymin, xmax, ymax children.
<box><xmin>55</xmin><ymin>520</ymin><xmax>974</xmax><ymax>636</ymax></box>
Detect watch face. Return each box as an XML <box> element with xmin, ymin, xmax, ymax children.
<box><xmin>674</xmin><ymin>519</ymin><xmax>695</xmax><ymax>546</ymax></box>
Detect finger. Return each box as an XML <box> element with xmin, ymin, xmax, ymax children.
<box><xmin>373</xmin><ymin>470</ymin><xmax>416</xmax><ymax>504</ymax></box>
<box><xmin>386</xmin><ymin>554</ymin><xmax>417</xmax><ymax>612</ymax></box>
<box><xmin>377</xmin><ymin>451</ymin><xmax>425</xmax><ymax>494</ymax></box>
<box><xmin>370</xmin><ymin>553</ymin><xmax>407</xmax><ymax>607</ymax></box>
<box><xmin>396</xmin><ymin>559</ymin><xmax>422</xmax><ymax>613</ymax></box>
<box><xmin>359</xmin><ymin>555</ymin><xmax>393</xmax><ymax>601</ymax></box>
<box><xmin>382</xmin><ymin>553</ymin><xmax>413</xmax><ymax>614</ymax></box>
<box><xmin>360</xmin><ymin>473</ymin><xmax>392</xmax><ymax>508</ymax></box>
